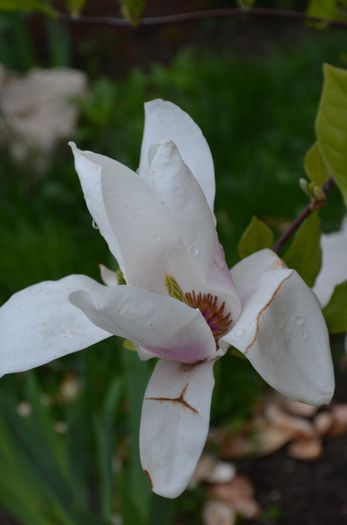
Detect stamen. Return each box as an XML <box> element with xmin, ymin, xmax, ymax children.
<box><xmin>165</xmin><ymin>274</ymin><xmax>232</xmax><ymax>346</ymax></box>
<box><xmin>185</xmin><ymin>290</ymin><xmax>232</xmax><ymax>345</ymax></box>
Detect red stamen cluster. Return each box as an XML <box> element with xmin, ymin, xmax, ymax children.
<box><xmin>185</xmin><ymin>291</ymin><xmax>232</xmax><ymax>345</ymax></box>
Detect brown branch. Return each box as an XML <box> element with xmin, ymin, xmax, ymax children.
<box><xmin>272</xmin><ymin>177</ymin><xmax>335</xmax><ymax>254</ymax></box>
<box><xmin>57</xmin><ymin>8</ymin><xmax>347</xmax><ymax>30</ymax></box>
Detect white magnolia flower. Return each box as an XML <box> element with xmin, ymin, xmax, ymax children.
<box><xmin>0</xmin><ymin>100</ymin><xmax>334</xmax><ymax>498</ymax></box>
<box><xmin>314</xmin><ymin>218</ymin><xmax>347</xmax><ymax>307</ymax></box>
<box><xmin>314</xmin><ymin>218</ymin><xmax>347</xmax><ymax>350</ymax></box>
<box><xmin>0</xmin><ymin>67</ymin><xmax>87</xmax><ymax>167</ymax></box>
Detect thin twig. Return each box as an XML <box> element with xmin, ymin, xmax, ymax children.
<box><xmin>272</xmin><ymin>177</ymin><xmax>335</xmax><ymax>254</ymax></box>
<box><xmin>57</xmin><ymin>8</ymin><xmax>347</xmax><ymax>30</ymax></box>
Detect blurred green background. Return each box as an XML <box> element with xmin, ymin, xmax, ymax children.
<box><xmin>0</xmin><ymin>2</ymin><xmax>346</xmax><ymax>524</ymax></box>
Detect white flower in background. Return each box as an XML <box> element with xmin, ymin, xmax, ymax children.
<box><xmin>0</xmin><ymin>67</ymin><xmax>87</xmax><ymax>167</ymax></box>
<box><xmin>314</xmin><ymin>218</ymin><xmax>347</xmax><ymax>349</ymax></box>
<box><xmin>0</xmin><ymin>100</ymin><xmax>334</xmax><ymax>498</ymax></box>
<box><xmin>314</xmin><ymin>218</ymin><xmax>347</xmax><ymax>307</ymax></box>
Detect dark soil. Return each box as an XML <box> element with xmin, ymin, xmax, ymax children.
<box><xmin>241</xmin><ymin>436</ymin><xmax>347</xmax><ymax>525</ymax></box>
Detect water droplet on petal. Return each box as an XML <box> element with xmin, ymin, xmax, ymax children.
<box><xmin>190</xmin><ymin>245</ymin><xmax>200</xmax><ymax>257</ymax></box>
<box><xmin>92</xmin><ymin>220</ymin><xmax>99</xmax><ymax>230</ymax></box>
<box><xmin>295</xmin><ymin>316</ymin><xmax>304</xmax><ymax>327</ymax></box>
<box><xmin>235</xmin><ymin>328</ymin><xmax>244</xmax><ymax>337</ymax></box>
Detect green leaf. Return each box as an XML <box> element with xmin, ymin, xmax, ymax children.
<box><xmin>304</xmin><ymin>142</ymin><xmax>329</xmax><ymax>186</ymax></box>
<box><xmin>149</xmin><ymin>494</ymin><xmax>175</xmax><ymax>525</ymax></box>
<box><xmin>307</xmin><ymin>0</ymin><xmax>337</xmax><ymax>20</ymax></box>
<box><xmin>0</xmin><ymin>0</ymin><xmax>55</xmax><ymax>15</ymax></box>
<box><xmin>120</xmin><ymin>0</ymin><xmax>146</xmax><ymax>26</ymax></box>
<box><xmin>323</xmin><ymin>281</ymin><xmax>347</xmax><ymax>333</ymax></box>
<box><xmin>238</xmin><ymin>216</ymin><xmax>274</xmax><ymax>259</ymax></box>
<box><xmin>316</xmin><ymin>64</ymin><xmax>347</xmax><ymax>205</ymax></box>
<box><xmin>121</xmin><ymin>350</ymin><xmax>152</xmax><ymax>523</ymax></box>
<box><xmin>283</xmin><ymin>212</ymin><xmax>321</xmax><ymax>287</ymax></box>
<box><xmin>65</xmin><ymin>0</ymin><xmax>86</xmax><ymax>15</ymax></box>
<box><xmin>94</xmin><ymin>377</ymin><xmax>123</xmax><ymax>519</ymax></box>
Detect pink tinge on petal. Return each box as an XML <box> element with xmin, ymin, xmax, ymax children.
<box><xmin>69</xmin><ymin>285</ymin><xmax>217</xmax><ymax>364</ymax></box>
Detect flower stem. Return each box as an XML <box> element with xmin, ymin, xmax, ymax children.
<box><xmin>272</xmin><ymin>177</ymin><xmax>335</xmax><ymax>254</ymax></box>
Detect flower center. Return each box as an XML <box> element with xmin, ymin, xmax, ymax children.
<box><xmin>185</xmin><ymin>290</ymin><xmax>232</xmax><ymax>344</ymax></box>
<box><xmin>165</xmin><ymin>275</ymin><xmax>232</xmax><ymax>345</ymax></box>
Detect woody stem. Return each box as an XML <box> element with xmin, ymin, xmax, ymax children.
<box><xmin>272</xmin><ymin>177</ymin><xmax>335</xmax><ymax>254</ymax></box>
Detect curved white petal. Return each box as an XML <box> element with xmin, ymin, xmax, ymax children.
<box><xmin>314</xmin><ymin>218</ymin><xmax>347</xmax><ymax>307</ymax></box>
<box><xmin>0</xmin><ymin>275</ymin><xmax>111</xmax><ymax>375</ymax></box>
<box><xmin>139</xmin><ymin>99</ymin><xmax>215</xmax><ymax>211</ymax></box>
<box><xmin>99</xmin><ymin>264</ymin><xmax>119</xmax><ymax>287</ymax></box>
<box><xmin>140</xmin><ymin>359</ymin><xmax>215</xmax><ymax>498</ymax></box>
<box><xmin>222</xmin><ymin>267</ymin><xmax>334</xmax><ymax>406</ymax></box>
<box><xmin>69</xmin><ymin>142</ymin><xmax>124</xmax><ymax>268</ymax></box>
<box><xmin>147</xmin><ymin>140</ymin><xmax>241</xmax><ymax>321</ymax></box>
<box><xmin>69</xmin><ymin>285</ymin><xmax>216</xmax><ymax>364</ymax></box>
<box><xmin>231</xmin><ymin>249</ymin><xmax>286</xmax><ymax>298</ymax></box>
<box><xmin>71</xmin><ymin>144</ymin><xmax>203</xmax><ymax>295</ymax></box>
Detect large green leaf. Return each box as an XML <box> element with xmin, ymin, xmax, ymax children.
<box><xmin>323</xmin><ymin>281</ymin><xmax>347</xmax><ymax>333</ymax></box>
<box><xmin>304</xmin><ymin>142</ymin><xmax>329</xmax><ymax>186</ymax></box>
<box><xmin>238</xmin><ymin>216</ymin><xmax>274</xmax><ymax>259</ymax></box>
<box><xmin>316</xmin><ymin>64</ymin><xmax>347</xmax><ymax>205</ymax></box>
<box><xmin>283</xmin><ymin>212</ymin><xmax>321</xmax><ymax>287</ymax></box>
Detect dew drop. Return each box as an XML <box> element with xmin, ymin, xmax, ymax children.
<box><xmin>295</xmin><ymin>316</ymin><xmax>304</xmax><ymax>327</ymax></box>
<box><xmin>92</xmin><ymin>219</ymin><xmax>99</xmax><ymax>230</ymax></box>
<box><xmin>190</xmin><ymin>245</ymin><xmax>200</xmax><ymax>257</ymax></box>
<box><xmin>235</xmin><ymin>328</ymin><xmax>244</xmax><ymax>337</ymax></box>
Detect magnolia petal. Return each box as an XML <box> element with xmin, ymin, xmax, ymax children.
<box><xmin>72</xmin><ymin>145</ymin><xmax>203</xmax><ymax>294</ymax></box>
<box><xmin>0</xmin><ymin>275</ymin><xmax>111</xmax><ymax>376</ymax></box>
<box><xmin>313</xmin><ymin>218</ymin><xmax>347</xmax><ymax>307</ymax></box>
<box><xmin>147</xmin><ymin>140</ymin><xmax>241</xmax><ymax>321</ymax></box>
<box><xmin>140</xmin><ymin>359</ymin><xmax>215</xmax><ymax>498</ymax></box>
<box><xmin>69</xmin><ymin>142</ymin><xmax>124</xmax><ymax>269</ymax></box>
<box><xmin>222</xmin><ymin>268</ymin><xmax>334</xmax><ymax>406</ymax></box>
<box><xmin>231</xmin><ymin>249</ymin><xmax>286</xmax><ymax>298</ymax></box>
<box><xmin>99</xmin><ymin>264</ymin><xmax>119</xmax><ymax>287</ymax></box>
<box><xmin>139</xmin><ymin>99</ymin><xmax>215</xmax><ymax>211</ymax></box>
<box><xmin>69</xmin><ymin>285</ymin><xmax>216</xmax><ymax>364</ymax></box>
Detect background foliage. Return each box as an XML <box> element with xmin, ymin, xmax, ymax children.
<box><xmin>0</xmin><ymin>2</ymin><xmax>347</xmax><ymax>524</ymax></box>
